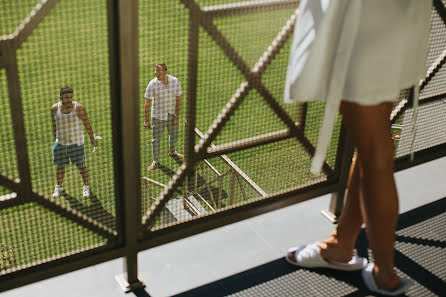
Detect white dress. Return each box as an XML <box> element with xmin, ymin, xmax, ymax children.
<box><xmin>284</xmin><ymin>0</ymin><xmax>432</xmax><ymax>174</ymax></box>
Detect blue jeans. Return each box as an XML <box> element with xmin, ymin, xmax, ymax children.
<box><xmin>151</xmin><ymin>113</ymin><xmax>178</xmax><ymax>159</ymax></box>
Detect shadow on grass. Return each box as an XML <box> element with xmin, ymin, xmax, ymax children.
<box><xmin>157</xmin><ymin>163</ymin><xmax>177</xmax><ymax>177</ymax></box>
<box><xmin>62</xmin><ymin>191</ymin><xmax>116</xmax><ymax>231</ymax></box>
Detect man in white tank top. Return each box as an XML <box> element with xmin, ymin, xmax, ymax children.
<box><xmin>51</xmin><ymin>86</ymin><xmax>97</xmax><ymax>198</ymax></box>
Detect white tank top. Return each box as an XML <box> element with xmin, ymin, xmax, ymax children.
<box><xmin>55</xmin><ymin>101</ymin><xmax>84</xmax><ymax>145</ymax></box>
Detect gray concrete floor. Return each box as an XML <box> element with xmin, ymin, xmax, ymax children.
<box><xmin>3</xmin><ymin>156</ymin><xmax>446</xmax><ymax>297</ymax></box>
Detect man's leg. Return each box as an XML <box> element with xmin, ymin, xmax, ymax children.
<box><xmin>53</xmin><ymin>142</ymin><xmax>67</xmax><ymax>185</ymax></box>
<box><xmin>151</xmin><ymin>117</ymin><xmax>165</xmax><ymax>162</ymax></box>
<box><xmin>149</xmin><ymin>118</ymin><xmax>167</xmax><ymax>170</ymax></box>
<box><xmin>167</xmin><ymin>114</ymin><xmax>182</xmax><ymax>157</ymax></box>
<box><xmin>78</xmin><ymin>166</ymin><xmax>91</xmax><ymax>198</ymax></box>
<box><xmin>69</xmin><ymin>144</ymin><xmax>91</xmax><ymax>197</ymax></box>
<box><xmin>70</xmin><ymin>144</ymin><xmax>88</xmax><ymax>185</ymax></box>
<box><xmin>53</xmin><ymin>166</ymin><xmax>66</xmax><ymax>198</ymax></box>
<box><xmin>79</xmin><ymin>167</ymin><xmax>88</xmax><ymax>185</ymax></box>
<box><xmin>52</xmin><ymin>142</ymin><xmax>68</xmax><ymax>197</ymax></box>
<box><xmin>56</xmin><ymin>166</ymin><xmax>66</xmax><ymax>185</ymax></box>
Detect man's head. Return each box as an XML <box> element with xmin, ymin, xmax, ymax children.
<box><xmin>154</xmin><ymin>63</ymin><xmax>168</xmax><ymax>81</ymax></box>
<box><xmin>59</xmin><ymin>86</ymin><xmax>73</xmax><ymax>108</ymax></box>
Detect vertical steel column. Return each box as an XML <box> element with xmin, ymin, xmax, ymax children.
<box><xmin>184</xmin><ymin>5</ymin><xmax>200</xmax><ymax>188</ymax></box>
<box><xmin>4</xmin><ymin>43</ymin><xmax>32</xmax><ymax>203</ymax></box>
<box><xmin>106</xmin><ymin>0</ymin><xmax>124</xmax><ymax>243</ymax></box>
<box><xmin>112</xmin><ymin>0</ymin><xmax>145</xmax><ymax>292</ymax></box>
<box><xmin>185</xmin><ymin>5</ymin><xmax>200</xmax><ymax>166</ymax></box>
<box><xmin>321</xmin><ymin>124</ymin><xmax>355</xmax><ymax>223</ymax></box>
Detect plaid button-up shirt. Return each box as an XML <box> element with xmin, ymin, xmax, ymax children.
<box><xmin>144</xmin><ymin>75</ymin><xmax>182</xmax><ymax>120</ymax></box>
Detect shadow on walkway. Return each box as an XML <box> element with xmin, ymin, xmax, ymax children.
<box><xmin>170</xmin><ymin>197</ymin><xmax>446</xmax><ymax>297</ymax></box>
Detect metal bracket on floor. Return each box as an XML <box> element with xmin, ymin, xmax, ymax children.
<box><xmin>115</xmin><ymin>273</ymin><xmax>146</xmax><ymax>293</ymax></box>
<box><xmin>321</xmin><ymin>209</ymin><xmax>338</xmax><ymax>224</ymax></box>
<box><xmin>321</xmin><ymin>192</ymin><xmax>345</xmax><ymax>224</ymax></box>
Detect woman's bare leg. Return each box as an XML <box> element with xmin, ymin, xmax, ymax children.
<box><xmin>337</xmin><ymin>101</ymin><xmax>400</xmax><ymax>290</ymax></box>
<box><xmin>319</xmin><ymin>154</ymin><xmax>364</xmax><ymax>263</ymax></box>
<box><xmin>290</xmin><ymin>101</ymin><xmax>400</xmax><ymax>289</ymax></box>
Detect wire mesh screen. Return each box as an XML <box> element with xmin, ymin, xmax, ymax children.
<box><xmin>0</xmin><ymin>0</ymin><xmax>40</xmax><ymax>36</ymax></box>
<box><xmin>0</xmin><ymin>69</ymin><xmax>19</xmax><ymax>182</ymax></box>
<box><xmin>0</xmin><ymin>203</ymin><xmax>106</xmax><ymax>272</ymax></box>
<box><xmin>396</xmin><ymin>100</ymin><xmax>446</xmax><ymax>158</ymax></box>
<box><xmin>139</xmin><ymin>0</ymin><xmax>189</xmax><ymax>221</ymax></box>
<box><xmin>394</xmin><ymin>4</ymin><xmax>446</xmax><ymax>158</ymax></box>
<box><xmin>0</xmin><ymin>0</ymin><xmax>119</xmax><ymax>276</ymax></box>
<box><xmin>140</xmin><ymin>0</ymin><xmax>343</xmax><ymax>231</ymax></box>
<box><xmin>420</xmin><ymin>5</ymin><xmax>446</xmax><ymax>100</ymax></box>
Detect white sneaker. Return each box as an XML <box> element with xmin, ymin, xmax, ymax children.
<box><xmin>52</xmin><ymin>185</ymin><xmax>64</xmax><ymax>198</ymax></box>
<box><xmin>83</xmin><ymin>185</ymin><xmax>91</xmax><ymax>198</ymax></box>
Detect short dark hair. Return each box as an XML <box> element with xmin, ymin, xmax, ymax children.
<box><xmin>60</xmin><ymin>86</ymin><xmax>73</xmax><ymax>97</ymax></box>
<box><xmin>155</xmin><ymin>63</ymin><xmax>167</xmax><ymax>71</ymax></box>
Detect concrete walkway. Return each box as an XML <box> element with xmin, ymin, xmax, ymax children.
<box><xmin>3</xmin><ymin>156</ymin><xmax>446</xmax><ymax>297</ymax></box>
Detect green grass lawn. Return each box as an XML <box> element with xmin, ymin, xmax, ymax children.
<box><xmin>0</xmin><ymin>0</ymin><xmax>342</xmax><ymax>270</ymax></box>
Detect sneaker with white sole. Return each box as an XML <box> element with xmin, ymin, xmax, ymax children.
<box><xmin>148</xmin><ymin>161</ymin><xmax>159</xmax><ymax>171</ymax></box>
<box><xmin>83</xmin><ymin>185</ymin><xmax>91</xmax><ymax>198</ymax></box>
<box><xmin>52</xmin><ymin>185</ymin><xmax>64</xmax><ymax>198</ymax></box>
<box><xmin>168</xmin><ymin>151</ymin><xmax>184</xmax><ymax>159</ymax></box>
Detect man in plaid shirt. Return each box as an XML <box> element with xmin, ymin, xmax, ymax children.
<box><xmin>144</xmin><ymin>63</ymin><xmax>183</xmax><ymax>170</ymax></box>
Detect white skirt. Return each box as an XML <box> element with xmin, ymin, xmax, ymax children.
<box><xmin>284</xmin><ymin>0</ymin><xmax>432</xmax><ymax>174</ymax></box>
<box><xmin>342</xmin><ymin>0</ymin><xmax>432</xmax><ymax>105</ymax></box>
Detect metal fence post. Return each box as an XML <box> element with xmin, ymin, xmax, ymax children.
<box><xmin>185</xmin><ymin>2</ymin><xmax>200</xmax><ymax>169</ymax></box>
<box><xmin>111</xmin><ymin>0</ymin><xmax>145</xmax><ymax>292</ymax></box>
<box><xmin>3</xmin><ymin>44</ymin><xmax>32</xmax><ymax>203</ymax></box>
<box><xmin>321</xmin><ymin>124</ymin><xmax>355</xmax><ymax>223</ymax></box>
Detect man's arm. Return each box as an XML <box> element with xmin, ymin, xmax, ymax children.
<box><xmin>144</xmin><ymin>98</ymin><xmax>152</xmax><ymax>129</ymax></box>
<box><xmin>51</xmin><ymin>104</ymin><xmax>57</xmax><ymax>141</ymax></box>
<box><xmin>173</xmin><ymin>79</ymin><xmax>182</xmax><ymax>125</ymax></box>
<box><xmin>76</xmin><ymin>103</ymin><xmax>97</xmax><ymax>146</ymax></box>
<box><xmin>173</xmin><ymin>95</ymin><xmax>181</xmax><ymax>126</ymax></box>
<box><xmin>175</xmin><ymin>95</ymin><xmax>181</xmax><ymax>116</ymax></box>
